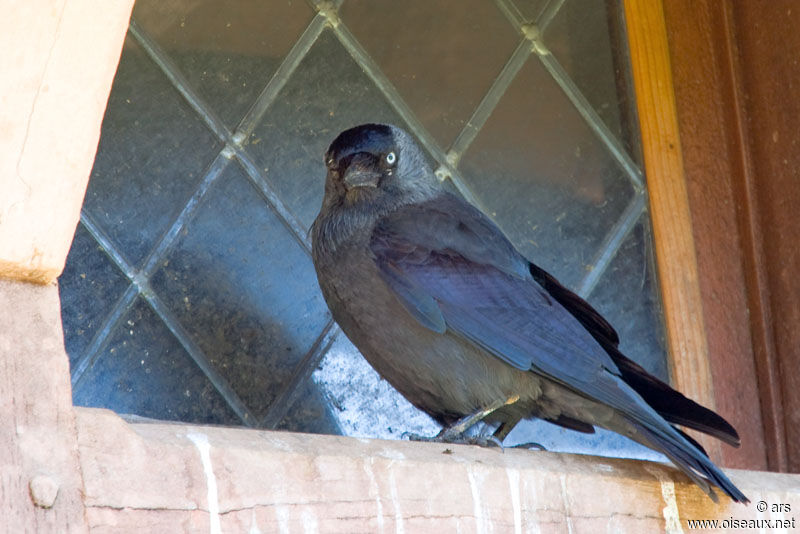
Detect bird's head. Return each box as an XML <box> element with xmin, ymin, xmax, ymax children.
<box><xmin>321</xmin><ymin>123</ymin><xmax>440</xmax><ymax>212</ymax></box>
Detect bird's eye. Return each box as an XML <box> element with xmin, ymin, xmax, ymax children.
<box><xmin>385</xmin><ymin>151</ymin><xmax>396</xmax><ymax>165</ymax></box>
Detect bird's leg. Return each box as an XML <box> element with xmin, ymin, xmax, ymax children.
<box><xmin>405</xmin><ymin>395</ymin><xmax>520</xmax><ymax>447</ymax></box>
<box><xmin>491</xmin><ymin>414</ymin><xmax>521</xmax><ymax>443</ymax></box>
<box><xmin>439</xmin><ymin>395</ymin><xmax>519</xmax><ymax>441</ymax></box>
<box><xmin>490</xmin><ymin>415</ymin><xmax>547</xmax><ymax>450</ymax></box>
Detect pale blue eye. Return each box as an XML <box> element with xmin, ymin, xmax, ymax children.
<box><xmin>385</xmin><ymin>152</ymin><xmax>396</xmax><ymax>165</ymax></box>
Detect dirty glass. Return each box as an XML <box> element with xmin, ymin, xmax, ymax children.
<box><xmin>59</xmin><ymin>0</ymin><xmax>668</xmax><ymax>461</ymax></box>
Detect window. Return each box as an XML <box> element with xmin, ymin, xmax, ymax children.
<box><xmin>60</xmin><ymin>0</ymin><xmax>671</xmax><ymax>461</ymax></box>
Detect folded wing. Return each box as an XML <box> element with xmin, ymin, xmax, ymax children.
<box><xmin>369</xmin><ymin>193</ymin><xmax>746</xmax><ymax>502</ymax></box>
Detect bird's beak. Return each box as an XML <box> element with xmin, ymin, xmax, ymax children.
<box><xmin>343</xmin><ymin>153</ymin><xmax>380</xmax><ymax>189</ymax></box>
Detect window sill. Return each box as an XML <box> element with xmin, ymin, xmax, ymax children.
<box><xmin>75</xmin><ymin>406</ymin><xmax>792</xmax><ymax>532</ymax></box>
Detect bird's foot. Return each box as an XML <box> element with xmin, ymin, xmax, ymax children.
<box><xmin>402</xmin><ymin>431</ymin><xmax>426</xmax><ymax>442</ymax></box>
<box><xmin>439</xmin><ymin>395</ymin><xmax>520</xmax><ymax>441</ymax></box>
<box><xmin>465</xmin><ymin>435</ymin><xmax>505</xmax><ymax>449</ymax></box>
<box><xmin>510</xmin><ymin>441</ymin><xmax>547</xmax><ymax>451</ymax></box>
<box><xmin>403</xmin><ymin>431</ymin><xmax>504</xmax><ymax>449</ymax></box>
<box><xmin>403</xmin><ymin>395</ymin><xmax>521</xmax><ymax>450</ymax></box>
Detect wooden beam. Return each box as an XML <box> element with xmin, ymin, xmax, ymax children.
<box><xmin>723</xmin><ymin>1</ymin><xmax>800</xmax><ymax>474</ymax></box>
<box><xmin>661</xmin><ymin>0</ymin><xmax>771</xmax><ymax>471</ymax></box>
<box><xmin>0</xmin><ymin>0</ymin><xmax>134</xmax><ymax>284</ymax></box>
<box><xmin>76</xmin><ymin>407</ymin><xmax>797</xmax><ymax>532</ymax></box>
<box><xmin>622</xmin><ymin>1</ymin><xmax>719</xmax><ymax>460</ymax></box>
<box><xmin>0</xmin><ymin>281</ymin><xmax>88</xmax><ymax>532</ymax></box>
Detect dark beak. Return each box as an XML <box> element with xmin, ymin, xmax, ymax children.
<box><xmin>343</xmin><ymin>153</ymin><xmax>380</xmax><ymax>189</ymax></box>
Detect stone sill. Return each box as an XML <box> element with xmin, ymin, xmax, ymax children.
<box><xmin>76</xmin><ymin>407</ymin><xmax>798</xmax><ymax>533</ymax></box>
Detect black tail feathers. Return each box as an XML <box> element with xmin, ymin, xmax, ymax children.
<box><xmin>611</xmin><ymin>349</ymin><xmax>740</xmax><ymax>447</ymax></box>
<box><xmin>634</xmin><ymin>422</ymin><xmax>748</xmax><ymax>503</ymax></box>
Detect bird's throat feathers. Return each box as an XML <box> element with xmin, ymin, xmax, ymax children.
<box><xmin>313</xmin><ymin>187</ymin><xmax>428</xmax><ymax>257</ymax></box>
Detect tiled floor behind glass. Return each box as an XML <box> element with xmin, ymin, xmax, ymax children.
<box><xmin>60</xmin><ymin>0</ymin><xmax>669</xmax><ymax>460</ymax></box>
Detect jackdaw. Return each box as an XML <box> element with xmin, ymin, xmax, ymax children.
<box><xmin>310</xmin><ymin>123</ymin><xmax>746</xmax><ymax>503</ymax></box>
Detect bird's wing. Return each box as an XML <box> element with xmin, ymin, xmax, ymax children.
<box><xmin>527</xmin><ymin>257</ymin><xmax>739</xmax><ymax>446</ymax></box>
<box><xmin>369</xmin><ymin>194</ymin><xmax>747</xmax><ymax>503</ymax></box>
<box><xmin>370</xmin><ymin>194</ymin><xmax>632</xmax><ymax>407</ymax></box>
<box><xmin>527</xmin><ymin>262</ymin><xmax>620</xmax><ymax>347</ymax></box>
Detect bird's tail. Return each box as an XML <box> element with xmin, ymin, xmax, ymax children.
<box><xmin>610</xmin><ymin>348</ymin><xmax>741</xmax><ymax>447</ymax></box>
<box><xmin>631</xmin><ymin>420</ymin><xmax>749</xmax><ymax>503</ymax></box>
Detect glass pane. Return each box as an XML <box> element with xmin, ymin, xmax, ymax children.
<box><xmin>73</xmin><ymin>297</ymin><xmax>241</xmax><ymax>425</ymax></box>
<box><xmin>133</xmin><ymin>0</ymin><xmax>315</xmax><ymax>129</ymax></box>
<box><xmin>341</xmin><ymin>0</ymin><xmax>519</xmax><ymax>147</ymax></box>
<box><xmin>82</xmin><ymin>36</ymin><xmax>223</xmax><ymax>269</ymax></box>
<box><xmin>60</xmin><ymin>0</ymin><xmax>668</xmax><ymax>462</ymax></box>
<box><xmin>149</xmin><ymin>162</ymin><xmax>331</xmax><ymax>420</ymax></box>
<box><xmin>509</xmin><ymin>0</ymin><xmax>554</xmax><ymax>22</ymax></box>
<box><xmin>590</xmin><ymin>221</ymin><xmax>668</xmax><ymax>381</ymax></box>
<box><xmin>543</xmin><ymin>0</ymin><xmax>641</xmax><ymax>163</ymax></box>
<box><xmin>459</xmin><ymin>57</ymin><xmax>634</xmax><ymax>287</ymax></box>
<box><xmin>246</xmin><ymin>30</ymin><xmax>417</xmax><ymax>230</ymax></box>
<box><xmin>59</xmin><ymin>224</ymin><xmax>129</xmax><ymax>366</ymax></box>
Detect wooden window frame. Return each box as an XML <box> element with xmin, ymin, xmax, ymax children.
<box><xmin>657</xmin><ymin>0</ymin><xmax>800</xmax><ymax>474</ymax></box>
<box><xmin>624</xmin><ymin>0</ymin><xmax>723</xmax><ymax>462</ymax></box>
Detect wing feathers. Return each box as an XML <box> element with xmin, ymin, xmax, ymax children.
<box><xmin>369</xmin><ymin>194</ymin><xmax>745</xmax><ymax>502</ymax></box>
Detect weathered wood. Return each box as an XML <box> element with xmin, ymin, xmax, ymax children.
<box><xmin>725</xmin><ymin>1</ymin><xmax>800</xmax><ymax>474</ymax></box>
<box><xmin>663</xmin><ymin>0</ymin><xmax>800</xmax><ymax>474</ymax></box>
<box><xmin>623</xmin><ymin>0</ymin><xmax>719</xmax><ymax>462</ymax></box>
<box><xmin>0</xmin><ymin>0</ymin><xmax>134</xmax><ymax>284</ymax></box>
<box><xmin>0</xmin><ymin>281</ymin><xmax>87</xmax><ymax>533</ymax></box>
<box><xmin>76</xmin><ymin>408</ymin><xmax>797</xmax><ymax>533</ymax></box>
<box><xmin>662</xmin><ymin>0</ymin><xmax>771</xmax><ymax>471</ymax></box>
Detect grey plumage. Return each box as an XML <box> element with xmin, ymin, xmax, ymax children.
<box><xmin>311</xmin><ymin>123</ymin><xmax>746</xmax><ymax>503</ymax></box>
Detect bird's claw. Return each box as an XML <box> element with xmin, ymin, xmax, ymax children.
<box><xmin>471</xmin><ymin>435</ymin><xmax>505</xmax><ymax>449</ymax></box>
<box><xmin>402</xmin><ymin>431</ymin><xmax>434</xmax><ymax>442</ymax></box>
<box><xmin>510</xmin><ymin>441</ymin><xmax>547</xmax><ymax>451</ymax></box>
<box><xmin>402</xmin><ymin>431</ymin><xmax>505</xmax><ymax>450</ymax></box>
